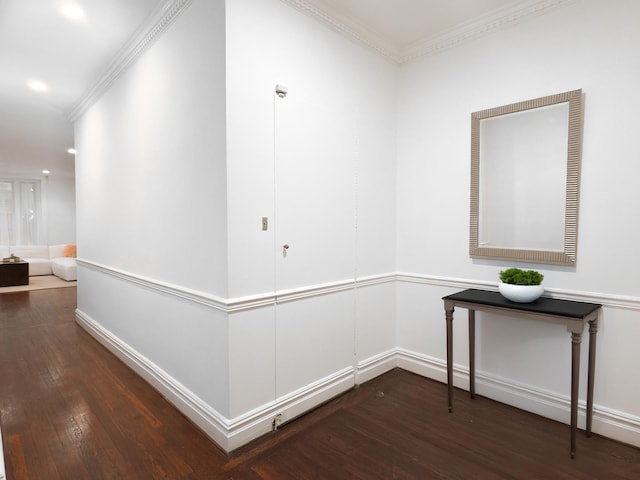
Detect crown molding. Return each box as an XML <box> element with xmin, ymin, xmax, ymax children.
<box><xmin>280</xmin><ymin>0</ymin><xmax>577</xmax><ymax>65</ymax></box>
<box><xmin>68</xmin><ymin>0</ymin><xmax>193</xmax><ymax>122</ymax></box>
<box><xmin>402</xmin><ymin>0</ymin><xmax>577</xmax><ymax>63</ymax></box>
<box><xmin>279</xmin><ymin>0</ymin><xmax>401</xmax><ymax>63</ymax></box>
<box><xmin>67</xmin><ymin>0</ymin><xmax>576</xmax><ymax>122</ymax></box>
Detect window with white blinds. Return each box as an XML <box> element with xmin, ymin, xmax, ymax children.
<box><xmin>0</xmin><ymin>179</ymin><xmax>42</xmax><ymax>245</ymax></box>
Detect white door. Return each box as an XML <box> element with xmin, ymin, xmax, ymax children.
<box><xmin>274</xmin><ymin>93</ymin><xmax>357</xmax><ymax>291</ymax></box>
<box><xmin>273</xmin><ymin>90</ymin><xmax>358</xmax><ymax>397</ymax></box>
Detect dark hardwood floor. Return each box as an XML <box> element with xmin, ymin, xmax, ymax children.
<box><xmin>0</xmin><ymin>287</ymin><xmax>638</xmax><ymax>479</ymax></box>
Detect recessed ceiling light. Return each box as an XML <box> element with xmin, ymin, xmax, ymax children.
<box><xmin>42</xmin><ymin>170</ymin><xmax>51</xmax><ymax>175</ymax></box>
<box><xmin>60</xmin><ymin>4</ymin><xmax>85</xmax><ymax>21</ymax></box>
<box><xmin>67</xmin><ymin>148</ymin><xmax>77</xmax><ymax>154</ymax></box>
<box><xmin>27</xmin><ymin>79</ymin><xmax>48</xmax><ymax>92</ymax></box>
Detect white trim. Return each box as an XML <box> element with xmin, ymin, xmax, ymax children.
<box><xmin>396</xmin><ymin>348</ymin><xmax>640</xmax><ymax>448</ymax></box>
<box><xmin>280</xmin><ymin>0</ymin><xmax>576</xmax><ymax>65</ymax></box>
<box><xmin>355</xmin><ymin>273</ymin><xmax>397</xmax><ymax>288</ymax></box>
<box><xmin>275</xmin><ymin>278</ymin><xmax>355</xmax><ymax>304</ymax></box>
<box><xmin>542</xmin><ymin>287</ymin><xmax>640</xmax><ymax>311</ymax></box>
<box><xmin>77</xmin><ymin>259</ymin><xmax>397</xmax><ymax>313</ymax></box>
<box><xmin>75</xmin><ymin>309</ymin><xmax>232</xmax><ymax>449</ymax></box>
<box><xmin>279</xmin><ymin>0</ymin><xmax>400</xmax><ymax>63</ymax></box>
<box><xmin>65</xmin><ymin>0</ymin><xmax>576</xmax><ymax>123</ymax></box>
<box><xmin>68</xmin><ymin>0</ymin><xmax>193</xmax><ymax>121</ymax></box>
<box><xmin>397</xmin><ymin>272</ymin><xmax>640</xmax><ymax>311</ymax></box>
<box><xmin>72</xmin><ymin>308</ymin><xmax>390</xmax><ymax>452</ymax></box>
<box><xmin>74</xmin><ymin>301</ymin><xmax>640</xmax><ymax>451</ymax></box>
<box><xmin>72</xmin><ymin>264</ymin><xmax>640</xmax><ymax>452</ymax></box>
<box><xmin>402</xmin><ymin>0</ymin><xmax>576</xmax><ymax>63</ymax></box>
<box><xmin>0</xmin><ymin>423</ymin><xmax>5</xmax><ymax>480</ymax></box>
<box><xmin>591</xmin><ymin>405</ymin><xmax>640</xmax><ymax>448</ymax></box>
<box><xmin>78</xmin><ymin>261</ymin><xmax>640</xmax><ymax>313</ymax></box>
<box><xmin>396</xmin><ymin>349</ymin><xmax>450</xmax><ymax>386</ymax></box>
<box><xmin>78</xmin><ymin>259</ymin><xmax>229</xmax><ymax>312</ymax></box>
<box><xmin>355</xmin><ymin>349</ymin><xmax>397</xmax><ymax>385</ymax></box>
<box><xmin>396</xmin><ymin>272</ymin><xmax>497</xmax><ymax>291</ymax></box>
<box><xmin>226</xmin><ymin>367</ymin><xmax>356</xmax><ymax>450</ymax></box>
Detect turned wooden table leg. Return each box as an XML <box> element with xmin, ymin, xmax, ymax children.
<box><xmin>570</xmin><ymin>330</ymin><xmax>582</xmax><ymax>459</ymax></box>
<box><xmin>445</xmin><ymin>305</ymin><xmax>454</xmax><ymax>412</ymax></box>
<box><xmin>586</xmin><ymin>317</ymin><xmax>599</xmax><ymax>437</ymax></box>
<box><xmin>469</xmin><ymin>309</ymin><xmax>475</xmax><ymax>399</ymax></box>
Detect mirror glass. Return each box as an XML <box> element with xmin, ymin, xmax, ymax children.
<box><xmin>470</xmin><ymin>90</ymin><xmax>582</xmax><ymax>265</ymax></box>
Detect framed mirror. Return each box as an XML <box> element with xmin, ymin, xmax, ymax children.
<box><xmin>469</xmin><ymin>89</ymin><xmax>583</xmax><ymax>265</ymax></box>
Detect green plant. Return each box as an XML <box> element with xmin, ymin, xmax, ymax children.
<box><xmin>499</xmin><ymin>268</ymin><xmax>544</xmax><ymax>286</ymax></box>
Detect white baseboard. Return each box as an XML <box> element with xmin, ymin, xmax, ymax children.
<box><xmin>396</xmin><ymin>348</ymin><xmax>449</xmax><ymax>384</ymax></box>
<box><xmin>356</xmin><ymin>349</ymin><xmax>398</xmax><ymax>385</ymax></box>
<box><xmin>75</xmin><ymin>308</ymin><xmax>381</xmax><ymax>451</ymax></box>
<box><xmin>396</xmin><ymin>345</ymin><xmax>580</xmax><ymax>426</ymax></box>
<box><xmin>0</xmin><ymin>424</ymin><xmax>5</xmax><ymax>480</ymax></box>
<box><xmin>227</xmin><ymin>351</ymin><xmax>399</xmax><ymax>449</ymax></box>
<box><xmin>588</xmin><ymin>405</ymin><xmax>640</xmax><ymax>448</ymax></box>
<box><xmin>225</xmin><ymin>367</ymin><xmax>356</xmax><ymax>450</ymax></box>
<box><xmin>73</xmin><ymin>310</ymin><xmax>640</xmax><ymax>451</ymax></box>
<box><xmin>75</xmin><ymin>309</ymin><xmax>232</xmax><ymax>450</ymax></box>
<box><xmin>396</xmin><ymin>347</ymin><xmax>640</xmax><ymax>448</ymax></box>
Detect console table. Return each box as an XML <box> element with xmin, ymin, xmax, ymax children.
<box><xmin>442</xmin><ymin>289</ymin><xmax>601</xmax><ymax>458</ymax></box>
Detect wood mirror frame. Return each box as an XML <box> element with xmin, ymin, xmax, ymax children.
<box><xmin>469</xmin><ymin>89</ymin><xmax>583</xmax><ymax>266</ymax></box>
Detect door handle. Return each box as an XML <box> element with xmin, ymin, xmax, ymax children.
<box><xmin>282</xmin><ymin>244</ymin><xmax>290</xmax><ymax>257</ymax></box>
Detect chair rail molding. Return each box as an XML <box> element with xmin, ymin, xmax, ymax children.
<box><xmin>78</xmin><ymin>260</ymin><xmax>640</xmax><ymax>313</ymax></box>
<box><xmin>77</xmin><ymin>259</ymin><xmax>397</xmax><ymax>313</ymax></box>
<box><xmin>396</xmin><ymin>272</ymin><xmax>640</xmax><ymax>311</ymax></box>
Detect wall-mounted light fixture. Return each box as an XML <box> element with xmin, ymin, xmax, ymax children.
<box><xmin>275</xmin><ymin>84</ymin><xmax>288</xmax><ymax>98</ymax></box>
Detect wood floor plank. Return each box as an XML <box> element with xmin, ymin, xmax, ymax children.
<box><xmin>0</xmin><ymin>287</ymin><xmax>639</xmax><ymax>479</ymax></box>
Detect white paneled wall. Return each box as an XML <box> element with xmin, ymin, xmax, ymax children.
<box><xmin>75</xmin><ymin>0</ymin><xmax>397</xmax><ymax>452</ymax></box>
<box><xmin>275</xmin><ymin>292</ymin><xmax>356</xmax><ymax>397</ymax></box>
<box><xmin>222</xmin><ymin>0</ymin><xmax>397</xmax><ymax>449</ymax></box>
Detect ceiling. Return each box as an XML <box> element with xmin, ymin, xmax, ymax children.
<box><xmin>300</xmin><ymin>0</ymin><xmax>517</xmax><ymax>58</ymax></box>
<box><xmin>0</xmin><ymin>0</ymin><xmax>165</xmax><ymax>178</ymax></box>
<box><xmin>0</xmin><ymin>0</ymin><xmax>534</xmax><ymax>178</ymax></box>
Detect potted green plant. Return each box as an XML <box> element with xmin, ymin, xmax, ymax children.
<box><xmin>498</xmin><ymin>267</ymin><xmax>544</xmax><ymax>303</ymax></box>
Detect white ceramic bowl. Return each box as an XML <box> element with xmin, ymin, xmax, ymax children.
<box><xmin>499</xmin><ymin>282</ymin><xmax>544</xmax><ymax>303</ymax></box>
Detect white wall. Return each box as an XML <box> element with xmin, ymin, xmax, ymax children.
<box><xmin>73</xmin><ymin>0</ymin><xmax>640</xmax><ymax>453</ymax></box>
<box><xmin>225</xmin><ymin>0</ymin><xmax>397</xmax><ymax>299</ymax></box>
<box><xmin>74</xmin><ymin>0</ymin><xmax>230</xmax><ymax>421</ymax></box>
<box><xmin>44</xmin><ymin>175</ymin><xmax>76</xmax><ymax>245</ymax></box>
<box><xmin>224</xmin><ymin>0</ymin><xmax>398</xmax><ymax>442</ymax></box>
<box><xmin>75</xmin><ymin>1</ymin><xmax>228</xmax><ymax>296</ymax></box>
<box><xmin>397</xmin><ymin>0</ymin><xmax>640</xmax><ymax>446</ymax></box>
<box><xmin>74</xmin><ymin>0</ymin><xmax>397</xmax><ymax>450</ymax></box>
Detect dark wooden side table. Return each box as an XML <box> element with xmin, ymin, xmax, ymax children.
<box><xmin>0</xmin><ymin>261</ymin><xmax>29</xmax><ymax>287</ymax></box>
<box><xmin>443</xmin><ymin>289</ymin><xmax>602</xmax><ymax>458</ymax></box>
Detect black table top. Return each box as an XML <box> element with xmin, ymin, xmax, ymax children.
<box><xmin>443</xmin><ymin>289</ymin><xmax>601</xmax><ymax>319</ymax></box>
